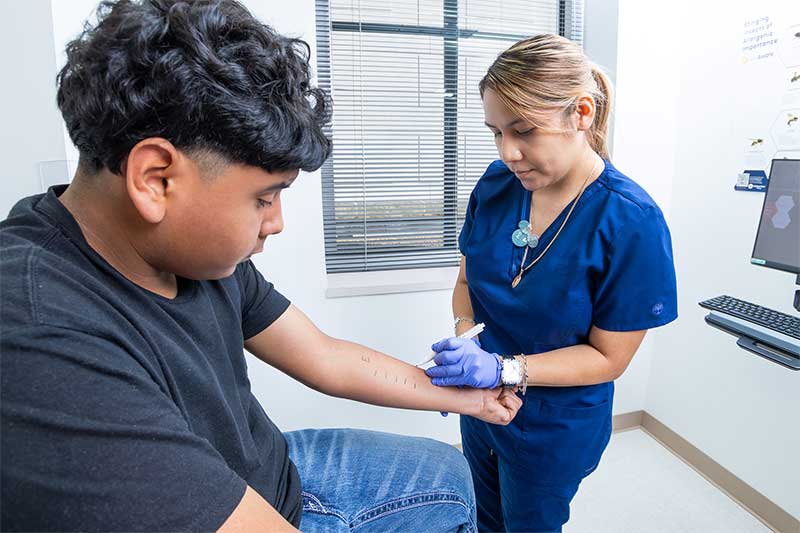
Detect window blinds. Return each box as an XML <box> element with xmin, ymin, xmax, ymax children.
<box><xmin>315</xmin><ymin>0</ymin><xmax>584</xmax><ymax>273</ymax></box>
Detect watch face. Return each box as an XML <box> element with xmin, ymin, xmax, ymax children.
<box><xmin>501</xmin><ymin>358</ymin><xmax>522</xmax><ymax>385</ymax></box>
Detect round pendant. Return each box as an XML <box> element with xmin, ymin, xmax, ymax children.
<box><xmin>518</xmin><ymin>220</ymin><xmax>530</xmax><ymax>230</ymax></box>
<box><xmin>527</xmin><ymin>234</ymin><xmax>539</xmax><ymax>248</ymax></box>
<box><xmin>511</xmin><ymin>274</ymin><xmax>522</xmax><ymax>288</ymax></box>
<box><xmin>511</xmin><ymin>229</ymin><xmax>529</xmax><ymax>247</ymax></box>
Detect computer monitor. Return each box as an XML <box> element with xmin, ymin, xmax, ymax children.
<box><xmin>751</xmin><ymin>158</ymin><xmax>800</xmax><ymax>311</ymax></box>
<box><xmin>751</xmin><ymin>158</ymin><xmax>800</xmax><ymax>274</ymax></box>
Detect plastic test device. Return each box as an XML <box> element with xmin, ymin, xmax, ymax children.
<box><xmin>415</xmin><ymin>322</ymin><xmax>485</xmax><ymax>367</ymax></box>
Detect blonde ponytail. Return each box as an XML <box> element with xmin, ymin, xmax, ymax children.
<box><xmin>589</xmin><ymin>64</ymin><xmax>612</xmax><ymax>160</ymax></box>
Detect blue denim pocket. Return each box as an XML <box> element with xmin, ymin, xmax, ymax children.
<box><xmin>517</xmin><ymin>397</ymin><xmax>612</xmax><ymax>486</ymax></box>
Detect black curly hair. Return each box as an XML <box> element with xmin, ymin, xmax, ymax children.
<box><xmin>57</xmin><ymin>0</ymin><xmax>331</xmax><ymax>175</ymax></box>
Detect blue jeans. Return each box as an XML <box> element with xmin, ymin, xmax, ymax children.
<box><xmin>284</xmin><ymin>428</ymin><xmax>477</xmax><ymax>533</ymax></box>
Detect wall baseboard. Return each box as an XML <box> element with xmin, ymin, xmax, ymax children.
<box><xmin>611</xmin><ymin>409</ymin><xmax>643</xmax><ymax>432</ymax></box>
<box><xmin>613</xmin><ymin>410</ymin><xmax>799</xmax><ymax>533</ymax></box>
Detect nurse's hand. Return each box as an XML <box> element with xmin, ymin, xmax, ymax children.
<box><xmin>472</xmin><ymin>387</ymin><xmax>522</xmax><ymax>425</ymax></box>
<box><xmin>425</xmin><ymin>337</ymin><xmax>502</xmax><ymax>388</ymax></box>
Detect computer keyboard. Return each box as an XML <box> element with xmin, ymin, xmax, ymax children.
<box><xmin>699</xmin><ymin>295</ymin><xmax>800</xmax><ymax>340</ymax></box>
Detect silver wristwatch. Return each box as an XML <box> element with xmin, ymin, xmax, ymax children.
<box><xmin>500</xmin><ymin>356</ymin><xmax>522</xmax><ymax>388</ymax></box>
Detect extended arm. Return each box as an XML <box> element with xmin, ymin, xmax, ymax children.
<box><xmin>244</xmin><ymin>305</ymin><xmax>521</xmax><ymax>423</ymax></box>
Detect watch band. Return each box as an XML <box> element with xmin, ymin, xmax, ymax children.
<box><xmin>453</xmin><ymin>316</ymin><xmax>476</xmax><ymax>330</ymax></box>
<box><xmin>520</xmin><ymin>354</ymin><xmax>528</xmax><ymax>396</ymax></box>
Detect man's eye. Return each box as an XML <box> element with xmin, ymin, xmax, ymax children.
<box><xmin>516</xmin><ymin>129</ymin><xmax>534</xmax><ymax>136</ymax></box>
<box><xmin>492</xmin><ymin>131</ymin><xmax>501</xmax><ymax>137</ymax></box>
<box><xmin>257</xmin><ymin>198</ymin><xmax>273</xmax><ymax>209</ymax></box>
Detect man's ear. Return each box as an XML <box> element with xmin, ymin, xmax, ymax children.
<box><xmin>123</xmin><ymin>138</ymin><xmax>180</xmax><ymax>224</ymax></box>
<box><xmin>573</xmin><ymin>95</ymin><xmax>596</xmax><ymax>132</ymax></box>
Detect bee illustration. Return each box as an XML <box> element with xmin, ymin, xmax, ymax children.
<box><xmin>749</xmin><ymin>138</ymin><xmax>764</xmax><ymax>147</ymax></box>
<box><xmin>789</xmin><ymin>114</ymin><xmax>799</xmax><ymax>127</ymax></box>
<box><xmin>793</xmin><ymin>72</ymin><xmax>800</xmax><ymax>83</ymax></box>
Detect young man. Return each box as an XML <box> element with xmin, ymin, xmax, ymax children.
<box><xmin>0</xmin><ymin>1</ymin><xmax>521</xmax><ymax>531</ymax></box>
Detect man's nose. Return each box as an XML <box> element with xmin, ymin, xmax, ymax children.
<box><xmin>260</xmin><ymin>203</ymin><xmax>284</xmax><ymax>238</ymax></box>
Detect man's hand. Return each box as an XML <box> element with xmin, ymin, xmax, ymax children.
<box><xmin>470</xmin><ymin>387</ymin><xmax>522</xmax><ymax>425</ymax></box>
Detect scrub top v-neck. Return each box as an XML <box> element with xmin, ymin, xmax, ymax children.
<box><xmin>458</xmin><ymin>159</ymin><xmax>677</xmax><ymax>405</ymax></box>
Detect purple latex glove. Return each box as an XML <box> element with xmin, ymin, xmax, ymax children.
<box><xmin>425</xmin><ymin>337</ymin><xmax>502</xmax><ymax>388</ymax></box>
<box><xmin>439</xmin><ymin>336</ymin><xmax>481</xmax><ymax>416</ymax></box>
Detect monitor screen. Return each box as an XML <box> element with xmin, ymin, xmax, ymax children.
<box><xmin>751</xmin><ymin>159</ymin><xmax>800</xmax><ymax>274</ymax></box>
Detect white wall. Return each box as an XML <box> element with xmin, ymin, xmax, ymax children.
<box><xmin>608</xmin><ymin>0</ymin><xmax>681</xmax><ymax>416</ymax></box>
<box><xmin>582</xmin><ymin>0</ymin><xmax>666</xmax><ymax>417</ymax></box>
<box><xmin>583</xmin><ymin>0</ymin><xmax>619</xmax><ymax>154</ymax></box>
<box><xmin>583</xmin><ymin>0</ymin><xmax>660</xmax><ymax>416</ymax></box>
<box><xmin>0</xmin><ymin>0</ymin><xmax>66</xmax><ymax>218</ymax></box>
<box><xmin>615</xmin><ymin>0</ymin><xmax>800</xmax><ymax>518</ymax></box>
<box><xmin>50</xmin><ymin>0</ymin><xmax>97</xmax><ymax>166</ymax></box>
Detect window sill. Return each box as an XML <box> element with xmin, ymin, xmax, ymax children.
<box><xmin>326</xmin><ymin>266</ymin><xmax>459</xmax><ymax>298</ymax></box>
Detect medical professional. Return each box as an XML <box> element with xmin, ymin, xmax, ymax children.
<box><xmin>426</xmin><ymin>34</ymin><xmax>678</xmax><ymax>532</ymax></box>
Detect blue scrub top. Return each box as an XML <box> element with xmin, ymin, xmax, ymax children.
<box><xmin>459</xmin><ymin>159</ymin><xmax>677</xmax><ymax>405</ymax></box>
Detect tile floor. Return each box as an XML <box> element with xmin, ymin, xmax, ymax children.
<box><xmin>565</xmin><ymin>429</ymin><xmax>771</xmax><ymax>532</ymax></box>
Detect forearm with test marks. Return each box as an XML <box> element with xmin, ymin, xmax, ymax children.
<box><xmin>319</xmin><ymin>336</ymin><xmax>484</xmax><ymax>416</ymax></box>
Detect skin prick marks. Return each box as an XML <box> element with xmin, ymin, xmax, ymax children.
<box><xmin>360</xmin><ymin>350</ymin><xmax>421</xmax><ymax>390</ymax></box>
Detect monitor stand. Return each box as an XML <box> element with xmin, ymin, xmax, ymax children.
<box><xmin>795</xmin><ymin>274</ymin><xmax>800</xmax><ymax>313</ymax></box>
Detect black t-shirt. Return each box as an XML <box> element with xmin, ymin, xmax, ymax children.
<box><xmin>0</xmin><ymin>186</ymin><xmax>302</xmax><ymax>531</ymax></box>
